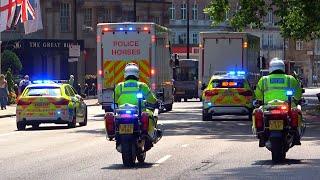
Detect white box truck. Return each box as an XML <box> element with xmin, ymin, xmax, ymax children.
<box><xmin>97</xmin><ymin>22</ymin><xmax>174</xmax><ymax>112</ymax></box>
<box><xmin>198</xmin><ymin>32</ymin><xmax>260</xmax><ymax>96</ymax></box>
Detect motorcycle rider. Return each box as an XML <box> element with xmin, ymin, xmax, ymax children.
<box><xmin>255</xmin><ymin>57</ymin><xmax>303</xmax><ymax>146</ymax></box>
<box><xmin>114</xmin><ymin>62</ymin><xmax>162</xmax><ymax>142</ymax></box>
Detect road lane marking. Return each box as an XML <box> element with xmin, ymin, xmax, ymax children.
<box><xmin>153</xmin><ymin>155</ymin><xmax>172</xmax><ymax>167</ymax></box>
<box><xmin>181</xmin><ymin>144</ymin><xmax>189</xmax><ymax>148</ymax></box>
<box><xmin>0</xmin><ymin>132</ymin><xmax>17</xmax><ymax>137</ymax></box>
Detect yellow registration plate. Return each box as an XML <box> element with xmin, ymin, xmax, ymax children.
<box><xmin>119</xmin><ymin>124</ymin><xmax>134</xmax><ymax>134</ymax></box>
<box><xmin>269</xmin><ymin>120</ymin><xmax>283</xmax><ymax>130</ymax></box>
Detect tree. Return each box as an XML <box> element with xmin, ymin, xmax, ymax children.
<box><xmin>204</xmin><ymin>0</ymin><xmax>320</xmax><ymax>40</ymax></box>
<box><xmin>1</xmin><ymin>50</ymin><xmax>22</xmax><ymax>75</ymax></box>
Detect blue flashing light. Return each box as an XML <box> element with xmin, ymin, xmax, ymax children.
<box><xmin>128</xmin><ymin>27</ymin><xmax>133</xmax><ymax>31</ymax></box>
<box><xmin>286</xmin><ymin>90</ymin><xmax>293</xmax><ymax>96</ymax></box>
<box><xmin>33</xmin><ymin>80</ymin><xmax>54</xmax><ymax>84</ymax></box>
<box><xmin>119</xmin><ymin>27</ymin><xmax>124</xmax><ymax>31</ymax></box>
<box><xmin>229</xmin><ymin>71</ymin><xmax>236</xmax><ymax>76</ymax></box>
<box><xmin>207</xmin><ymin>102</ymin><xmax>212</xmax><ymax>106</ymax></box>
<box><xmin>137</xmin><ymin>93</ymin><xmax>143</xmax><ymax>99</ymax></box>
<box><xmin>237</xmin><ymin>71</ymin><xmax>246</xmax><ymax>76</ymax></box>
<box><xmin>125</xmin><ymin>110</ymin><xmax>132</xmax><ymax>114</ymax></box>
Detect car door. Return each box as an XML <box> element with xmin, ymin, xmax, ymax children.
<box><xmin>70</xmin><ymin>86</ymin><xmax>86</xmax><ymax>117</ymax></box>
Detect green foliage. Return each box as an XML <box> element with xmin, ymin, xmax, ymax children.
<box><xmin>5</xmin><ymin>68</ymin><xmax>14</xmax><ymax>93</ymax></box>
<box><xmin>204</xmin><ymin>0</ymin><xmax>320</xmax><ymax>40</ymax></box>
<box><xmin>5</xmin><ymin>68</ymin><xmax>17</xmax><ymax>104</ymax></box>
<box><xmin>1</xmin><ymin>50</ymin><xmax>22</xmax><ymax>75</ymax></box>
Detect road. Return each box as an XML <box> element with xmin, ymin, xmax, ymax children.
<box><xmin>0</xmin><ymin>101</ymin><xmax>320</xmax><ymax>180</ymax></box>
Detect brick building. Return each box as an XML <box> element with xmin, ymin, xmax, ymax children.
<box><xmin>1</xmin><ymin>0</ymin><xmax>171</xmax><ymax>83</ymax></box>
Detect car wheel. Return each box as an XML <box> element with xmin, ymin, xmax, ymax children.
<box><xmin>202</xmin><ymin>110</ymin><xmax>211</xmax><ymax>121</ymax></box>
<box><xmin>17</xmin><ymin>121</ymin><xmax>26</xmax><ymax>131</ymax></box>
<box><xmin>32</xmin><ymin>123</ymin><xmax>40</xmax><ymax>129</ymax></box>
<box><xmin>79</xmin><ymin>107</ymin><xmax>88</xmax><ymax>126</ymax></box>
<box><xmin>68</xmin><ymin>109</ymin><xmax>77</xmax><ymax>128</ymax></box>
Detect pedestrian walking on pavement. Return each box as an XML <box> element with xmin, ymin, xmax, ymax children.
<box><xmin>0</xmin><ymin>74</ymin><xmax>8</xmax><ymax>110</ymax></box>
<box><xmin>19</xmin><ymin>75</ymin><xmax>31</xmax><ymax>94</ymax></box>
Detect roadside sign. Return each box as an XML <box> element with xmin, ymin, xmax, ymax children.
<box><xmin>69</xmin><ymin>44</ymin><xmax>80</xmax><ymax>57</ymax></box>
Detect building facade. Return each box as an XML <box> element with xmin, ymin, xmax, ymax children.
<box><xmin>1</xmin><ymin>0</ymin><xmax>171</xmax><ymax>83</ymax></box>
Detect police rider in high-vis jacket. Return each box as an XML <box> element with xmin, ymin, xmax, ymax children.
<box><xmin>114</xmin><ymin>63</ymin><xmax>162</xmax><ymax>142</ymax></box>
<box><xmin>255</xmin><ymin>57</ymin><xmax>303</xmax><ymax>145</ymax></box>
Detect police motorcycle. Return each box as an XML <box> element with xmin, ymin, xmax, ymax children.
<box><xmin>253</xmin><ymin>90</ymin><xmax>306</xmax><ymax>163</ymax></box>
<box><xmin>104</xmin><ymin>93</ymin><xmax>162</xmax><ymax>167</ymax></box>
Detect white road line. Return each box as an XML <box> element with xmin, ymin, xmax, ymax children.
<box><xmin>153</xmin><ymin>155</ymin><xmax>172</xmax><ymax>167</ymax></box>
<box><xmin>0</xmin><ymin>132</ymin><xmax>17</xmax><ymax>137</ymax></box>
<box><xmin>181</xmin><ymin>144</ymin><xmax>189</xmax><ymax>148</ymax></box>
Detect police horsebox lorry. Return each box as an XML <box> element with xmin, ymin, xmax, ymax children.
<box><xmin>97</xmin><ymin>22</ymin><xmax>174</xmax><ymax>112</ymax></box>
<box><xmin>198</xmin><ymin>32</ymin><xmax>260</xmax><ymax>96</ymax></box>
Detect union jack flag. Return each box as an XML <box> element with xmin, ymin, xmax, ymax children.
<box><xmin>15</xmin><ymin>0</ymin><xmax>36</xmax><ymax>23</ymax></box>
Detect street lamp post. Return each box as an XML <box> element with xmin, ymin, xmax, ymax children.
<box><xmin>187</xmin><ymin>0</ymin><xmax>190</xmax><ymax>59</ymax></box>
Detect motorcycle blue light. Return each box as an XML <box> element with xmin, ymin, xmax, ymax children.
<box><xmin>229</xmin><ymin>71</ymin><xmax>236</xmax><ymax>76</ymax></box>
<box><xmin>137</xmin><ymin>93</ymin><xmax>143</xmax><ymax>99</ymax></box>
<box><xmin>286</xmin><ymin>90</ymin><xmax>293</xmax><ymax>96</ymax></box>
<box><xmin>125</xmin><ymin>110</ymin><xmax>132</xmax><ymax>114</ymax></box>
<box><xmin>128</xmin><ymin>27</ymin><xmax>133</xmax><ymax>31</ymax></box>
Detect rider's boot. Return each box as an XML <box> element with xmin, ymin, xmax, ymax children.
<box><xmin>258</xmin><ymin>133</ymin><xmax>266</xmax><ymax>147</ymax></box>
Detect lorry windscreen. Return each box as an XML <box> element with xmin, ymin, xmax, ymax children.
<box><xmin>211</xmin><ymin>79</ymin><xmax>245</xmax><ymax>88</ymax></box>
<box><xmin>175</xmin><ymin>66</ymin><xmax>198</xmax><ymax>81</ymax></box>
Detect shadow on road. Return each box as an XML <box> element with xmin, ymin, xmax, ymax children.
<box><xmin>23</xmin><ymin>125</ymin><xmax>69</xmax><ymax>131</ymax></box>
<box><xmin>101</xmin><ymin>162</ymin><xmax>155</xmax><ymax>170</ymax></box>
<box><xmin>201</xmin><ymin>159</ymin><xmax>320</xmax><ymax>180</ymax></box>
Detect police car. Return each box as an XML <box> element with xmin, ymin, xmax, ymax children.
<box><xmin>202</xmin><ymin>71</ymin><xmax>254</xmax><ymax>121</ymax></box>
<box><xmin>16</xmin><ymin>80</ymin><xmax>87</xmax><ymax>130</ymax></box>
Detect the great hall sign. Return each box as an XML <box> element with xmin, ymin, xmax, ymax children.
<box><xmin>6</xmin><ymin>39</ymin><xmax>84</xmax><ymax>51</ymax></box>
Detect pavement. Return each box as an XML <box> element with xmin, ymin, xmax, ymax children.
<box><xmin>0</xmin><ymin>98</ymin><xmax>99</xmax><ymax>118</ymax></box>
<box><xmin>1</xmin><ymin>102</ymin><xmax>320</xmax><ymax>179</ymax></box>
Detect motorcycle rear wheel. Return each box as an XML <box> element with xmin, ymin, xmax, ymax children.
<box><xmin>271</xmin><ymin>138</ymin><xmax>286</xmax><ymax>163</ymax></box>
<box><xmin>137</xmin><ymin>151</ymin><xmax>146</xmax><ymax>163</ymax></box>
<box><xmin>121</xmin><ymin>142</ymin><xmax>136</xmax><ymax>167</ymax></box>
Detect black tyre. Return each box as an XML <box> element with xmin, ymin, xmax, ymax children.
<box><xmin>68</xmin><ymin>110</ymin><xmax>77</xmax><ymax>128</ymax></box>
<box><xmin>121</xmin><ymin>142</ymin><xmax>136</xmax><ymax>167</ymax></box>
<box><xmin>202</xmin><ymin>110</ymin><xmax>211</xmax><ymax>121</ymax></box>
<box><xmin>165</xmin><ymin>104</ymin><xmax>173</xmax><ymax>111</ymax></box>
<box><xmin>183</xmin><ymin>98</ymin><xmax>188</xmax><ymax>102</ymax></box>
<box><xmin>17</xmin><ymin>121</ymin><xmax>26</xmax><ymax>131</ymax></box>
<box><xmin>79</xmin><ymin>107</ymin><xmax>88</xmax><ymax>126</ymax></box>
<box><xmin>137</xmin><ymin>152</ymin><xmax>146</xmax><ymax>163</ymax></box>
<box><xmin>32</xmin><ymin>123</ymin><xmax>40</xmax><ymax>129</ymax></box>
<box><xmin>271</xmin><ymin>138</ymin><xmax>286</xmax><ymax>163</ymax></box>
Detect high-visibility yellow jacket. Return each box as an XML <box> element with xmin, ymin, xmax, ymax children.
<box><xmin>255</xmin><ymin>73</ymin><xmax>302</xmax><ymax>104</ymax></box>
<box><xmin>114</xmin><ymin>79</ymin><xmax>157</xmax><ymax>106</ymax></box>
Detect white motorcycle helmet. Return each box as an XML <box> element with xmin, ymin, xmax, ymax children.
<box><xmin>124</xmin><ymin>63</ymin><xmax>139</xmax><ymax>79</ymax></box>
<box><xmin>269</xmin><ymin>57</ymin><xmax>285</xmax><ymax>73</ymax></box>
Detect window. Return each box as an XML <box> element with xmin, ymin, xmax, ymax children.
<box><xmin>60</xmin><ymin>3</ymin><xmax>71</xmax><ymax>32</ymax></box>
<box><xmin>26</xmin><ymin>87</ymin><xmax>61</xmax><ymax>96</ymax></box>
<box><xmin>171</xmin><ymin>32</ymin><xmax>176</xmax><ymax>44</ymax></box>
<box><xmin>84</xmin><ymin>8</ymin><xmax>92</xmax><ymax>27</ymax></box>
<box><xmin>192</xmin><ymin>33</ymin><xmax>198</xmax><ymax>44</ymax></box>
<box><xmin>97</xmin><ymin>8</ymin><xmax>111</xmax><ymax>23</ymax></box>
<box><xmin>181</xmin><ymin>3</ymin><xmax>187</xmax><ymax>20</ymax></box>
<box><xmin>153</xmin><ymin>16</ymin><xmax>160</xmax><ymax>24</ymax></box>
<box><xmin>267</xmin><ymin>10</ymin><xmax>273</xmax><ymax>24</ymax></box>
<box><xmin>262</xmin><ymin>34</ymin><xmax>268</xmax><ymax>46</ymax></box>
<box><xmin>268</xmin><ymin>34</ymin><xmax>273</xmax><ymax>48</ymax></box>
<box><xmin>296</xmin><ymin>40</ymin><xmax>304</xmax><ymax>50</ymax></box>
<box><xmin>192</xmin><ymin>3</ymin><xmax>198</xmax><ymax>20</ymax></box>
<box><xmin>169</xmin><ymin>4</ymin><xmax>175</xmax><ymax>20</ymax></box>
<box><xmin>178</xmin><ymin>33</ymin><xmax>187</xmax><ymax>44</ymax></box>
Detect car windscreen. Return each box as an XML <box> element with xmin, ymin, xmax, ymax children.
<box><xmin>211</xmin><ymin>79</ymin><xmax>245</xmax><ymax>88</ymax></box>
<box><xmin>25</xmin><ymin>87</ymin><xmax>61</xmax><ymax>96</ymax></box>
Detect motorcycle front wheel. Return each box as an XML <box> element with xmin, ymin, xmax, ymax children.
<box><xmin>271</xmin><ymin>138</ymin><xmax>286</xmax><ymax>163</ymax></box>
<box><xmin>121</xmin><ymin>142</ymin><xmax>136</xmax><ymax>167</ymax></box>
